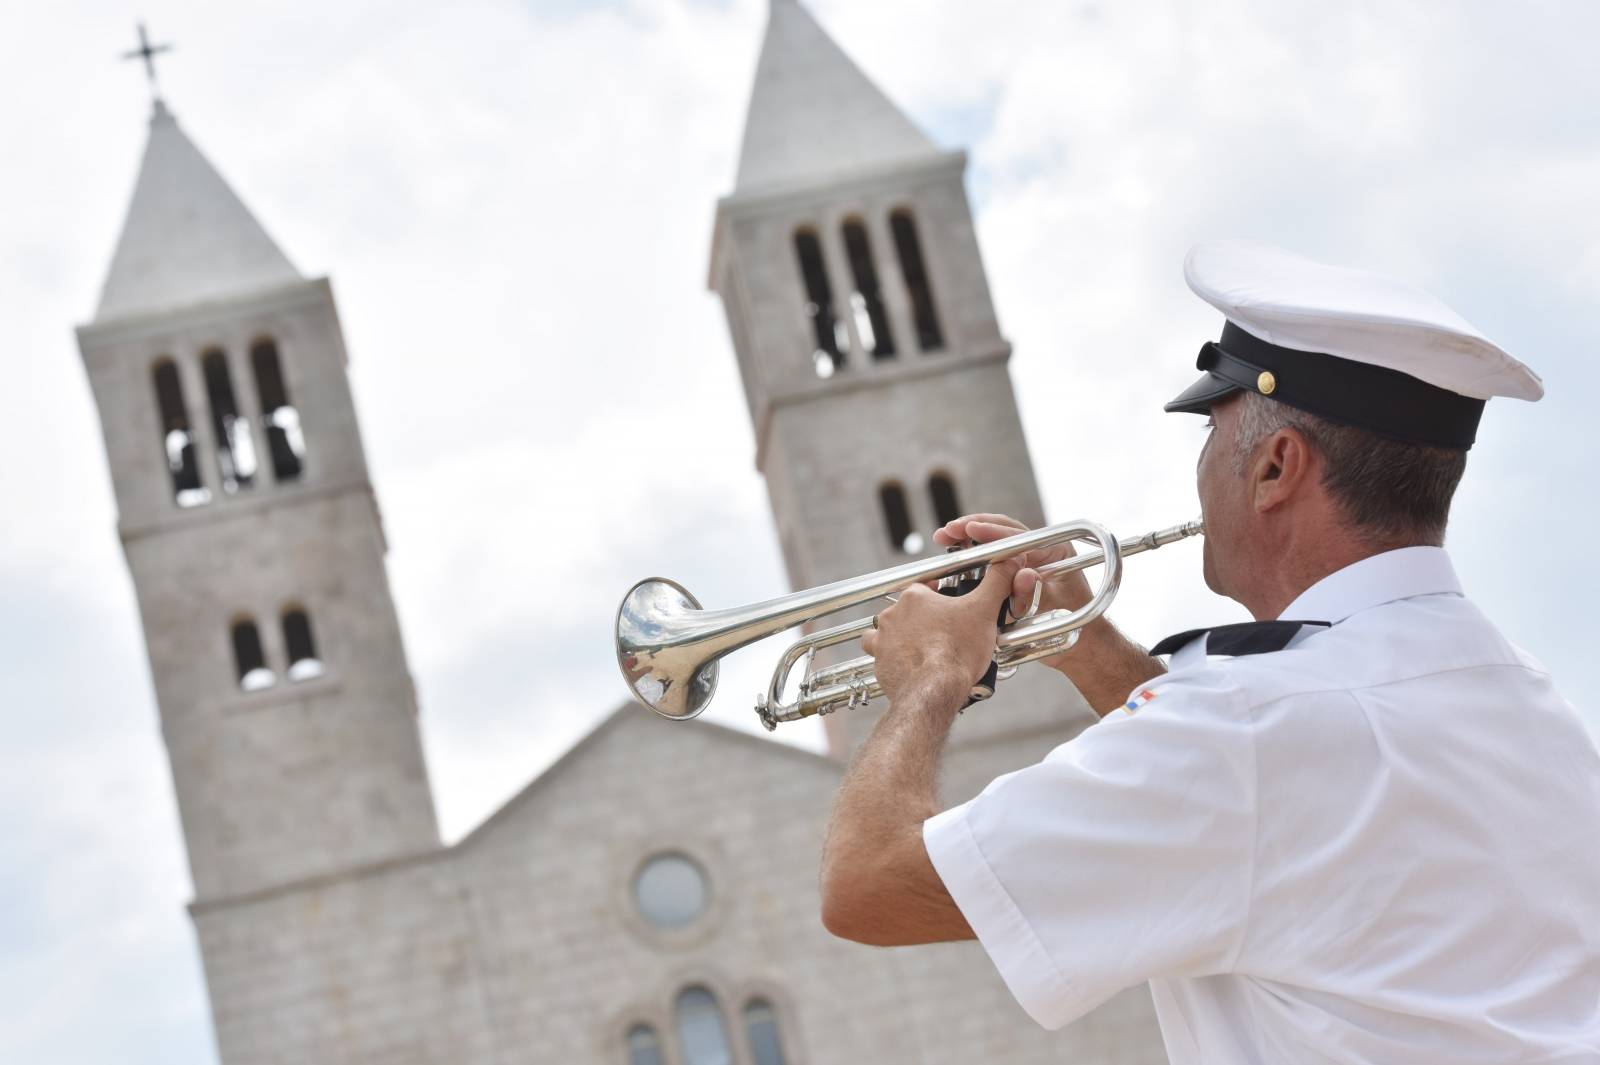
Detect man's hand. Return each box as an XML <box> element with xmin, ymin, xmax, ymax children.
<box><xmin>932</xmin><ymin>513</ymin><xmax>1092</xmax><ymax>667</ymax></box>
<box><xmin>931</xmin><ymin>512</ymin><xmax>1168</xmax><ymax>714</ymax></box>
<box><xmin>860</xmin><ymin>556</ymin><xmax>1019</xmax><ymax>713</ymax></box>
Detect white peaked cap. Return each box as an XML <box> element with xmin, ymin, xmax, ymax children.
<box><xmin>1184</xmin><ymin>240</ymin><xmax>1543</xmax><ymax>402</ymax></box>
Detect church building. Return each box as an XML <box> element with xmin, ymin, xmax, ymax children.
<box><xmin>76</xmin><ymin>2</ymin><xmax>1165</xmax><ymax>1062</ymax></box>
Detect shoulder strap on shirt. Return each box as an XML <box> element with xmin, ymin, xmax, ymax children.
<box><xmin>1149</xmin><ymin>619</ymin><xmax>1332</xmax><ymax>658</ymax></box>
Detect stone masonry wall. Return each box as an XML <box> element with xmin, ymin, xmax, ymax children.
<box><xmin>196</xmin><ymin>711</ymin><xmax>1167</xmax><ymax>1064</ymax></box>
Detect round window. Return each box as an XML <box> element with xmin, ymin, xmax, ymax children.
<box><xmin>633</xmin><ymin>852</ymin><xmax>710</xmax><ymax>930</ymax></box>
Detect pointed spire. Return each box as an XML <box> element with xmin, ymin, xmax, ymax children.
<box><xmin>734</xmin><ymin>0</ymin><xmax>938</xmax><ymax>194</ymax></box>
<box><xmin>95</xmin><ymin>102</ymin><xmax>301</xmax><ymax>323</ymax></box>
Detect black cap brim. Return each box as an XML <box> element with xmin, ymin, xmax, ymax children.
<box><xmin>1163</xmin><ymin>326</ymin><xmax>1485</xmax><ymax>448</ymax></box>
<box><xmin>1163</xmin><ymin>371</ymin><xmax>1241</xmax><ymax>415</ymax></box>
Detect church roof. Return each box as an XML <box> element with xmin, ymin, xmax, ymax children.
<box><xmin>94</xmin><ymin>101</ymin><xmax>301</xmax><ymax>323</ymax></box>
<box><xmin>454</xmin><ymin>704</ymin><xmax>839</xmax><ymax>854</ymax></box>
<box><xmin>733</xmin><ymin>0</ymin><xmax>939</xmax><ymax>194</ymax></box>
<box><xmin>191</xmin><ymin>705</ymin><xmax>841</xmax><ymax>910</ymax></box>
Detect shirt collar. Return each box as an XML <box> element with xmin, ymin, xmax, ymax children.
<box><xmin>1278</xmin><ymin>545</ymin><xmax>1462</xmax><ymax>624</ymax></box>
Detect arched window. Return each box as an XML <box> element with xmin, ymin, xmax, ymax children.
<box><xmin>251</xmin><ymin>338</ymin><xmax>306</xmax><ymax>483</ymax></box>
<box><xmin>841</xmin><ymin>219</ymin><xmax>895</xmax><ymax>360</ymax></box>
<box><xmin>890</xmin><ymin>209</ymin><xmax>944</xmax><ymax>351</ymax></box>
<box><xmin>674</xmin><ymin>986</ymin><xmax>733</xmax><ymax>1065</ymax></box>
<box><xmin>151</xmin><ymin>359</ymin><xmax>209</xmax><ymax>507</ymax></box>
<box><xmin>743</xmin><ymin>999</ymin><xmax>787</xmax><ymax>1065</ymax></box>
<box><xmin>231</xmin><ymin>618</ymin><xmax>276</xmax><ymax>691</ymax></box>
<box><xmin>793</xmin><ymin>229</ymin><xmax>845</xmax><ymax>378</ymax></box>
<box><xmin>202</xmin><ymin>349</ymin><xmax>257</xmax><ymax>494</ymax></box>
<box><xmin>928</xmin><ymin>472</ymin><xmax>962</xmax><ymax>526</ymax></box>
<box><xmin>879</xmin><ymin>481</ymin><xmax>922</xmax><ymax>554</ymax></box>
<box><xmin>626</xmin><ymin>1024</ymin><xmax>664</xmax><ymax>1065</ymax></box>
<box><xmin>282</xmin><ymin>607</ymin><xmax>324</xmax><ymax>681</ymax></box>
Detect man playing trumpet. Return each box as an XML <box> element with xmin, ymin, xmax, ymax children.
<box><xmin>826</xmin><ymin>240</ymin><xmax>1600</xmax><ymax>1062</ymax></box>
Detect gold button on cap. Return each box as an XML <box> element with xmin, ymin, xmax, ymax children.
<box><xmin>1257</xmin><ymin>370</ymin><xmax>1277</xmax><ymax>395</ymax></box>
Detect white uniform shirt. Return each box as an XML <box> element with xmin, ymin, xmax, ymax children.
<box><xmin>924</xmin><ymin>547</ymin><xmax>1600</xmax><ymax>1063</ymax></box>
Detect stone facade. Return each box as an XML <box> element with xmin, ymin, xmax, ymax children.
<box><xmin>186</xmin><ymin>714</ymin><xmax>1159</xmax><ymax>1064</ymax></box>
<box><xmin>78</xmin><ymin>3</ymin><xmax>1169</xmax><ymax>1062</ymax></box>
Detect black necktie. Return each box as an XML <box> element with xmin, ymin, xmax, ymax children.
<box><xmin>1149</xmin><ymin>619</ymin><xmax>1331</xmax><ymax>658</ymax></box>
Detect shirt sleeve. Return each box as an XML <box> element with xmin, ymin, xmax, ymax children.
<box><xmin>923</xmin><ymin>674</ymin><xmax>1256</xmax><ymax>1029</ymax></box>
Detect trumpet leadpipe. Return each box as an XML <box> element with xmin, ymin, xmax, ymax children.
<box><xmin>1034</xmin><ymin>519</ymin><xmax>1207</xmax><ymax>579</ymax></box>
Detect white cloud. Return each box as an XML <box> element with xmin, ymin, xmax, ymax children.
<box><xmin>2</xmin><ymin>1</ymin><xmax>1597</xmax><ymax>1061</ymax></box>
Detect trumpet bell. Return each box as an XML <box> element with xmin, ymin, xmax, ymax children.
<box><xmin>615</xmin><ymin>577</ymin><xmax>719</xmax><ymax>720</ymax></box>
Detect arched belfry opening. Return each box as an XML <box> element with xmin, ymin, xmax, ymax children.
<box><xmin>841</xmin><ymin>218</ymin><xmax>894</xmax><ymax>359</ymax></box>
<box><xmin>230</xmin><ymin>616</ymin><xmax>275</xmax><ymax>691</ymax></box>
<box><xmin>151</xmin><ymin>358</ymin><xmax>208</xmax><ymax>507</ymax></box>
<box><xmin>929</xmin><ymin>470</ymin><xmax>962</xmax><ymax>526</ymax></box>
<box><xmin>281</xmin><ymin>605</ymin><xmax>324</xmax><ymax>681</ymax></box>
<box><xmin>202</xmin><ymin>348</ymin><xmax>256</xmax><ymax>494</ymax></box>
<box><xmin>878</xmin><ymin>481</ymin><xmax>922</xmax><ymax>554</ymax></box>
<box><xmin>251</xmin><ymin>338</ymin><xmax>306</xmax><ymax>483</ymax></box>
<box><xmin>890</xmin><ymin>208</ymin><xmax>943</xmax><ymax>351</ymax></box>
<box><xmin>793</xmin><ymin>228</ymin><xmax>845</xmax><ymax>377</ymax></box>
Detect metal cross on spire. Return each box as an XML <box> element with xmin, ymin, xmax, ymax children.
<box><xmin>122</xmin><ymin>22</ymin><xmax>174</xmax><ymax>104</ymax></box>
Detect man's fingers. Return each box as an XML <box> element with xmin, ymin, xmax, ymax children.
<box><xmin>861</xmin><ymin>629</ymin><xmax>877</xmax><ymax>657</ymax></box>
<box><xmin>962</xmin><ymin>516</ymin><xmax>1028</xmax><ymax>540</ymax></box>
<box><xmin>934</xmin><ymin>514</ymin><xmax>1028</xmax><ymax>548</ymax></box>
<box><xmin>1011</xmin><ymin>568</ymin><xmax>1039</xmax><ymax>618</ymax></box>
<box><xmin>967</xmin><ymin>520</ymin><xmax>1040</xmax><ymax>543</ymax></box>
<box><xmin>967</xmin><ymin>521</ymin><xmax>1067</xmax><ymax>572</ymax></box>
<box><xmin>973</xmin><ymin>556</ymin><xmax>1022</xmax><ymax>613</ymax></box>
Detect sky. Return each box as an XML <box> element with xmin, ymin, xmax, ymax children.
<box><xmin>3</xmin><ymin>0</ymin><xmax>1598</xmax><ymax>1061</ymax></box>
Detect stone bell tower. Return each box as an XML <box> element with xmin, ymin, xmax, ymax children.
<box><xmin>709</xmin><ymin>0</ymin><xmax>1094</xmax><ymax>767</ymax></box>
<box><xmin>76</xmin><ymin>100</ymin><xmax>439</xmax><ymax>903</ymax></box>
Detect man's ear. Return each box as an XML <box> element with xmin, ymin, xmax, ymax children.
<box><xmin>1252</xmin><ymin>427</ymin><xmax>1315</xmax><ymax>512</ymax></box>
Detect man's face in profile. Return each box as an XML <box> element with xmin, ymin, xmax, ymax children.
<box><xmin>1196</xmin><ymin>393</ymin><xmax>1247</xmax><ymax>599</ymax></box>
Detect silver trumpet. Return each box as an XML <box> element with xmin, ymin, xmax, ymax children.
<box><xmin>615</xmin><ymin>518</ymin><xmax>1203</xmax><ymax>730</ymax></box>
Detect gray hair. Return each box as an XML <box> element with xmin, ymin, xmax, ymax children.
<box><xmin>1229</xmin><ymin>392</ymin><xmax>1468</xmax><ymax>545</ymax></box>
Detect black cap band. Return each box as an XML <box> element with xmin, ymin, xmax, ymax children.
<box><xmin>1164</xmin><ymin>322</ymin><xmax>1485</xmax><ymax>449</ymax></box>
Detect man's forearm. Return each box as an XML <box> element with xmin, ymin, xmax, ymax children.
<box><xmin>819</xmin><ymin>675</ymin><xmax>975</xmax><ymax>945</ymax></box>
<box><xmin>1059</xmin><ymin>617</ymin><xmax>1167</xmax><ymax>714</ymax></box>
